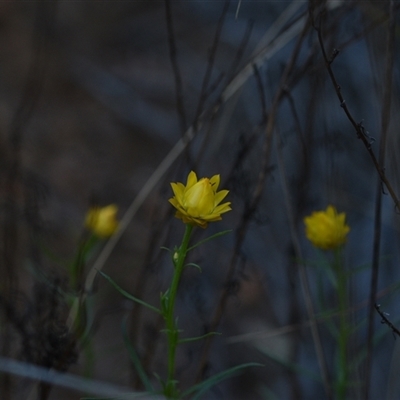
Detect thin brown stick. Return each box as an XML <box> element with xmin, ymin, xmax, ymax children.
<box><xmin>194</xmin><ymin>18</ymin><xmax>253</xmax><ymax>168</ymax></box>
<box><xmin>226</xmin><ymin>283</ymin><xmax>400</xmax><ymax>344</ymax></box>
<box><xmin>83</xmin><ymin>0</ymin><xmax>306</xmax><ymax>293</ymax></box>
<box><xmin>194</xmin><ymin>0</ymin><xmax>231</xmax><ymax>125</ymax></box>
<box><xmin>374</xmin><ymin>304</ymin><xmax>400</xmax><ymax>338</ymax></box>
<box><xmin>194</xmin><ymin>13</ymin><xmax>317</xmax><ymax>388</ymax></box>
<box><xmin>164</xmin><ymin>0</ymin><xmax>187</xmax><ymax>135</ymax></box>
<box><xmin>364</xmin><ymin>2</ymin><xmax>396</xmax><ymax>399</ymax></box>
<box><xmin>313</xmin><ymin>13</ymin><xmax>400</xmax><ymax>212</ymax></box>
<box><xmin>275</xmin><ymin>128</ymin><xmax>331</xmax><ymax>398</ymax></box>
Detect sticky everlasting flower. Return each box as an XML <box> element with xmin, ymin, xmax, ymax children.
<box><xmin>304</xmin><ymin>205</ymin><xmax>350</xmax><ymax>250</ymax></box>
<box><xmin>85</xmin><ymin>204</ymin><xmax>119</xmax><ymax>238</ymax></box>
<box><xmin>169</xmin><ymin>171</ymin><xmax>231</xmax><ymax>228</ymax></box>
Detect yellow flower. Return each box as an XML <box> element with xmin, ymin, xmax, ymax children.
<box><xmin>85</xmin><ymin>204</ymin><xmax>119</xmax><ymax>238</ymax></box>
<box><xmin>169</xmin><ymin>171</ymin><xmax>231</xmax><ymax>228</ymax></box>
<box><xmin>304</xmin><ymin>205</ymin><xmax>350</xmax><ymax>250</ymax></box>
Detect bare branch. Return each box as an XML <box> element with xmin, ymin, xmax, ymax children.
<box><xmin>164</xmin><ymin>0</ymin><xmax>187</xmax><ymax>135</ymax></box>
<box><xmin>313</xmin><ymin>11</ymin><xmax>400</xmax><ymax>211</ymax></box>
<box><xmin>375</xmin><ymin>304</ymin><xmax>400</xmax><ymax>338</ymax></box>
<box><xmin>194</xmin><ymin>0</ymin><xmax>231</xmax><ymax>125</ymax></box>
<box><xmin>365</xmin><ymin>2</ymin><xmax>397</xmax><ymax>398</ymax></box>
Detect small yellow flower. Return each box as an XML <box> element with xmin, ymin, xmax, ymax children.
<box><xmin>169</xmin><ymin>171</ymin><xmax>231</xmax><ymax>228</ymax></box>
<box><xmin>304</xmin><ymin>205</ymin><xmax>350</xmax><ymax>250</ymax></box>
<box><xmin>85</xmin><ymin>204</ymin><xmax>119</xmax><ymax>238</ymax></box>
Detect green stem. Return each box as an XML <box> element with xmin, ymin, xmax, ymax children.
<box><xmin>71</xmin><ymin>234</ymin><xmax>98</xmax><ymax>290</ymax></box>
<box><xmin>334</xmin><ymin>248</ymin><xmax>349</xmax><ymax>400</ymax></box>
<box><xmin>164</xmin><ymin>224</ymin><xmax>193</xmax><ymax>398</ymax></box>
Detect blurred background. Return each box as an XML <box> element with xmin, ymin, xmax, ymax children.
<box><xmin>0</xmin><ymin>0</ymin><xmax>400</xmax><ymax>399</ymax></box>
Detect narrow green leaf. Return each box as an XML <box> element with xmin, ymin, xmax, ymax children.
<box><xmin>187</xmin><ymin>230</ymin><xmax>231</xmax><ymax>252</ymax></box>
<box><xmin>185</xmin><ymin>263</ymin><xmax>202</xmax><ymax>272</ymax></box>
<box><xmin>182</xmin><ymin>362</ymin><xmax>263</xmax><ymax>399</ymax></box>
<box><xmin>121</xmin><ymin>316</ymin><xmax>153</xmax><ymax>393</ymax></box>
<box><xmin>178</xmin><ymin>331</ymin><xmax>221</xmax><ymax>344</ymax></box>
<box><xmin>255</xmin><ymin>343</ymin><xmax>321</xmax><ymax>381</ymax></box>
<box><xmin>99</xmin><ymin>271</ymin><xmax>161</xmax><ymax>314</ymax></box>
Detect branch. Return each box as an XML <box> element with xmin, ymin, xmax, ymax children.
<box><xmin>365</xmin><ymin>2</ymin><xmax>397</xmax><ymax>398</ymax></box>
<box><xmin>375</xmin><ymin>304</ymin><xmax>400</xmax><ymax>338</ymax></box>
<box><xmin>313</xmin><ymin>14</ymin><xmax>400</xmax><ymax>211</ymax></box>
<box><xmin>164</xmin><ymin>0</ymin><xmax>187</xmax><ymax>134</ymax></box>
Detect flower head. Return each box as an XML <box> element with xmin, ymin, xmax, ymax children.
<box><xmin>169</xmin><ymin>171</ymin><xmax>231</xmax><ymax>228</ymax></box>
<box><xmin>304</xmin><ymin>205</ymin><xmax>350</xmax><ymax>250</ymax></box>
<box><xmin>85</xmin><ymin>204</ymin><xmax>119</xmax><ymax>238</ymax></box>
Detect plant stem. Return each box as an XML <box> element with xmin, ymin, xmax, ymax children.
<box><xmin>71</xmin><ymin>234</ymin><xmax>98</xmax><ymax>291</ymax></box>
<box><xmin>334</xmin><ymin>248</ymin><xmax>349</xmax><ymax>400</ymax></box>
<box><xmin>164</xmin><ymin>224</ymin><xmax>193</xmax><ymax>398</ymax></box>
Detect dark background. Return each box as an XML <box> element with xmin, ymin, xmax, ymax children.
<box><xmin>0</xmin><ymin>1</ymin><xmax>399</xmax><ymax>399</ymax></box>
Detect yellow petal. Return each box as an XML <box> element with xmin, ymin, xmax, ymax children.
<box><xmin>85</xmin><ymin>204</ymin><xmax>119</xmax><ymax>238</ymax></box>
<box><xmin>186</xmin><ymin>171</ymin><xmax>198</xmax><ymax>189</ymax></box>
<box><xmin>171</xmin><ymin>182</ymin><xmax>185</xmax><ymax>204</ymax></box>
<box><xmin>214</xmin><ymin>202</ymin><xmax>232</xmax><ymax>214</ymax></box>
<box><xmin>203</xmin><ymin>213</ymin><xmax>223</xmax><ymax>222</ymax></box>
<box><xmin>304</xmin><ymin>205</ymin><xmax>350</xmax><ymax>250</ymax></box>
<box><xmin>210</xmin><ymin>174</ymin><xmax>220</xmax><ymax>191</ymax></box>
<box><xmin>214</xmin><ymin>189</ymin><xmax>229</xmax><ymax>206</ymax></box>
<box><xmin>169</xmin><ymin>171</ymin><xmax>231</xmax><ymax>227</ymax></box>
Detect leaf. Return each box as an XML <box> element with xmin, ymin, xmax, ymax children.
<box><xmin>121</xmin><ymin>316</ymin><xmax>154</xmax><ymax>393</ymax></box>
<box><xmin>160</xmin><ymin>290</ymin><xmax>169</xmax><ymax>315</ymax></box>
<box><xmin>181</xmin><ymin>362</ymin><xmax>263</xmax><ymax>399</ymax></box>
<box><xmin>185</xmin><ymin>263</ymin><xmax>202</xmax><ymax>272</ymax></box>
<box><xmin>99</xmin><ymin>271</ymin><xmax>161</xmax><ymax>314</ymax></box>
<box><xmin>178</xmin><ymin>331</ymin><xmax>221</xmax><ymax>344</ymax></box>
<box><xmin>254</xmin><ymin>343</ymin><xmax>321</xmax><ymax>381</ymax></box>
<box><xmin>186</xmin><ymin>230</ymin><xmax>231</xmax><ymax>252</ymax></box>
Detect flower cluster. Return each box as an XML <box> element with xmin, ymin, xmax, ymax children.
<box><xmin>169</xmin><ymin>171</ymin><xmax>231</xmax><ymax>228</ymax></box>
<box><xmin>85</xmin><ymin>204</ymin><xmax>119</xmax><ymax>238</ymax></box>
<box><xmin>304</xmin><ymin>205</ymin><xmax>350</xmax><ymax>250</ymax></box>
